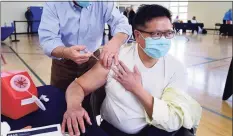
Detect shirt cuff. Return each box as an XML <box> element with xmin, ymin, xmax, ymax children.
<box><xmin>112</xmin><ymin>25</ymin><xmax>132</xmax><ymax>44</ymax></box>
<box><xmin>145</xmin><ymin>97</ymin><xmax>169</xmax><ymax>126</ymax></box>
<box><xmin>42</xmin><ymin>39</ymin><xmax>65</xmax><ymax>60</ymax></box>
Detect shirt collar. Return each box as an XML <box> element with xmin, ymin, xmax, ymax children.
<box><xmin>70</xmin><ymin>1</ymin><xmax>92</xmax><ymax>10</ymax></box>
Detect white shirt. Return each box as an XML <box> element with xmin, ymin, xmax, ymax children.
<box><xmin>191</xmin><ymin>20</ymin><xmax>197</xmax><ymax>23</ymax></box>
<box><xmin>100</xmin><ymin>44</ymin><xmax>201</xmax><ymax>134</ymax></box>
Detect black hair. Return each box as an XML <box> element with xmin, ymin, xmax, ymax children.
<box><xmin>132</xmin><ymin>4</ymin><xmax>172</xmax><ymax>30</ymax></box>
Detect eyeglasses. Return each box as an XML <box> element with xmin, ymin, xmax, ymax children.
<box><xmin>137</xmin><ymin>29</ymin><xmax>175</xmax><ymax>40</ymax></box>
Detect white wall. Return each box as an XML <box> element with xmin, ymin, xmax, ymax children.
<box><xmin>1</xmin><ymin>2</ymin><xmax>44</xmax><ymax>33</ymax></box>
<box><xmin>188</xmin><ymin>2</ymin><xmax>232</xmax><ymax>29</ymax></box>
<box><xmin>118</xmin><ymin>1</ymin><xmax>170</xmax><ymax>12</ymax></box>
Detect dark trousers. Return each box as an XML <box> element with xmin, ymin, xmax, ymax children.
<box><xmin>223</xmin><ymin>20</ymin><xmax>226</xmax><ymax>24</ymax></box>
<box><xmin>50</xmin><ymin>50</ymin><xmax>100</xmax><ymax>91</ymax></box>
<box><xmin>108</xmin><ymin>25</ymin><xmax>112</xmax><ymax>40</ymax></box>
<box><xmin>27</xmin><ymin>21</ymin><xmax>33</xmax><ymax>34</ymax></box>
<box><xmin>82</xmin><ymin>120</ymin><xmax>194</xmax><ymax>136</ymax></box>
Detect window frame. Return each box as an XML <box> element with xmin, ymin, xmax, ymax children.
<box><xmin>169</xmin><ymin>0</ymin><xmax>188</xmax><ymax>22</ymax></box>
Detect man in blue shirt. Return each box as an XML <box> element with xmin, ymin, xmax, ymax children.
<box><xmin>223</xmin><ymin>9</ymin><xmax>232</xmax><ymax>24</ymax></box>
<box><xmin>38</xmin><ymin>1</ymin><xmax>132</xmax><ymax>91</ymax></box>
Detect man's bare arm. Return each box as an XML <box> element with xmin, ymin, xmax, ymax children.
<box><xmin>66</xmin><ymin>61</ymin><xmax>110</xmax><ymax>109</ymax></box>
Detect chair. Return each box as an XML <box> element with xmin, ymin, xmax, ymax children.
<box><xmin>89</xmin><ymin>86</ymin><xmax>196</xmax><ymax>136</ymax></box>
<box><xmin>222</xmin><ymin>58</ymin><xmax>233</xmax><ymax>100</ymax></box>
<box><xmin>214</xmin><ymin>23</ymin><xmax>221</xmax><ymax>35</ymax></box>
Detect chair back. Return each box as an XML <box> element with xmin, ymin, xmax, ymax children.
<box><xmin>89</xmin><ymin>85</ymin><xmax>106</xmax><ymax>122</ymax></box>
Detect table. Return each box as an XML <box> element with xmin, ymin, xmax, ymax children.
<box><xmin>1</xmin><ymin>26</ymin><xmax>14</xmax><ymax>41</ymax></box>
<box><xmin>223</xmin><ymin>58</ymin><xmax>233</xmax><ymax>100</ymax></box>
<box><xmin>1</xmin><ymin>85</ymin><xmax>196</xmax><ymax>136</ymax></box>
<box><xmin>219</xmin><ymin>24</ymin><xmax>233</xmax><ymax>36</ymax></box>
<box><xmin>173</xmin><ymin>23</ymin><xmax>204</xmax><ymax>33</ymax></box>
<box><xmin>1</xmin><ymin>86</ymin><xmax>67</xmax><ymax>131</ymax></box>
<box><xmin>1</xmin><ymin>85</ymin><xmax>108</xmax><ymax>136</ymax></box>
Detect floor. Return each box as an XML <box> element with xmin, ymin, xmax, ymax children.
<box><xmin>1</xmin><ymin>33</ymin><xmax>232</xmax><ymax>136</ymax></box>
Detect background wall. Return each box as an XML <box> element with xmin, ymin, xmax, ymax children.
<box><xmin>118</xmin><ymin>1</ymin><xmax>170</xmax><ymax>12</ymax></box>
<box><xmin>1</xmin><ymin>2</ymin><xmax>44</xmax><ymax>33</ymax></box>
<box><xmin>2</xmin><ymin>1</ymin><xmax>231</xmax><ymax>32</ymax></box>
<box><xmin>188</xmin><ymin>2</ymin><xmax>232</xmax><ymax>29</ymax></box>
<box><xmin>1</xmin><ymin>1</ymin><xmax>169</xmax><ymax>33</ymax></box>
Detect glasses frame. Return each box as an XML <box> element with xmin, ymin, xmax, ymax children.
<box><xmin>136</xmin><ymin>29</ymin><xmax>176</xmax><ymax>40</ymax></box>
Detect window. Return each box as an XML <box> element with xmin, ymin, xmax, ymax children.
<box><xmin>169</xmin><ymin>0</ymin><xmax>188</xmax><ymax>22</ymax></box>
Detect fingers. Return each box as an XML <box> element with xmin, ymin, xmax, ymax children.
<box><xmin>75</xmin><ymin>52</ymin><xmax>92</xmax><ymax>59</ymax></box>
<box><xmin>75</xmin><ymin>58</ymin><xmax>89</xmax><ymax>64</ymax></box>
<box><xmin>22</xmin><ymin>126</ymin><xmax>32</xmax><ymax>130</ymax></box>
<box><xmin>100</xmin><ymin>49</ymin><xmax>105</xmax><ymax>60</ymax></box>
<box><xmin>107</xmin><ymin>54</ymin><xmax>114</xmax><ymax>69</ymax></box>
<box><xmin>78</xmin><ymin>117</ymin><xmax>85</xmax><ymax>134</ymax></box>
<box><xmin>72</xmin><ymin>117</ymin><xmax>80</xmax><ymax>136</ymax></box>
<box><xmin>112</xmin><ymin>67</ymin><xmax>123</xmax><ymax>79</ymax></box>
<box><xmin>134</xmin><ymin>65</ymin><xmax>141</xmax><ymax>75</ymax></box>
<box><xmin>113</xmin><ymin>75</ymin><xmax>122</xmax><ymax>83</ymax></box>
<box><xmin>61</xmin><ymin>117</ymin><xmax>66</xmax><ymax>134</ymax></box>
<box><xmin>117</xmin><ymin>62</ymin><xmax>127</xmax><ymax>75</ymax></box>
<box><xmin>84</xmin><ymin>110</ymin><xmax>92</xmax><ymax>125</ymax></box>
<box><xmin>73</xmin><ymin>45</ymin><xmax>86</xmax><ymax>51</ymax></box>
<box><xmin>114</xmin><ymin>54</ymin><xmax>119</xmax><ymax>65</ymax></box>
<box><xmin>67</xmin><ymin>118</ymin><xmax>74</xmax><ymax>136</ymax></box>
<box><xmin>103</xmin><ymin>52</ymin><xmax>110</xmax><ymax>68</ymax></box>
<box><xmin>119</xmin><ymin>61</ymin><xmax>130</xmax><ymax>73</ymax></box>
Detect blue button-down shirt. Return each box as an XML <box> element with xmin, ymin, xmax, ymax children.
<box><xmin>223</xmin><ymin>10</ymin><xmax>232</xmax><ymax>21</ymax></box>
<box><xmin>38</xmin><ymin>2</ymin><xmax>132</xmax><ymax>58</ymax></box>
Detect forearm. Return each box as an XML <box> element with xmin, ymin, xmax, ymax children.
<box><xmin>66</xmin><ymin>81</ymin><xmax>85</xmax><ymax>109</ymax></box>
<box><xmin>51</xmin><ymin>46</ymin><xmax>67</xmax><ymax>58</ymax></box>
<box><xmin>108</xmin><ymin>32</ymin><xmax>128</xmax><ymax>47</ymax></box>
<box><xmin>134</xmin><ymin>87</ymin><xmax>154</xmax><ymax>119</ymax></box>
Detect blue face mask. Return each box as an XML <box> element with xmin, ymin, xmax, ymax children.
<box><xmin>139</xmin><ymin>34</ymin><xmax>171</xmax><ymax>59</ymax></box>
<box><xmin>75</xmin><ymin>1</ymin><xmax>90</xmax><ymax>8</ymax></box>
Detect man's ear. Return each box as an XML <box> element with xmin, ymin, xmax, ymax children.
<box><xmin>134</xmin><ymin>30</ymin><xmax>140</xmax><ymax>39</ymax></box>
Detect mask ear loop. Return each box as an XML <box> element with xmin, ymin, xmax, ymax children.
<box><xmin>136</xmin><ymin>31</ymin><xmax>146</xmax><ymax>51</ymax></box>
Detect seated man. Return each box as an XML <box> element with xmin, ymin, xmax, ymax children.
<box><xmin>62</xmin><ymin>4</ymin><xmax>202</xmax><ymax>136</ymax></box>
<box><xmin>191</xmin><ymin>16</ymin><xmax>197</xmax><ymax>24</ymax></box>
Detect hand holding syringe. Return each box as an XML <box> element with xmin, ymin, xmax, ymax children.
<box><xmin>83</xmin><ymin>48</ymin><xmax>118</xmax><ymax>71</ymax></box>
<box><xmin>83</xmin><ymin>48</ymin><xmax>100</xmax><ymax>61</ymax></box>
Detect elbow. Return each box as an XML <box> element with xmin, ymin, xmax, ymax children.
<box><xmin>165</xmin><ymin>119</ymin><xmax>183</xmax><ymax>132</ymax></box>
<box><xmin>151</xmin><ymin>110</ymin><xmax>183</xmax><ymax>132</ymax></box>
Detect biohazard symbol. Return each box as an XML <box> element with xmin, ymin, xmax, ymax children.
<box><xmin>14</xmin><ymin>77</ymin><xmax>28</xmax><ymax>88</ymax></box>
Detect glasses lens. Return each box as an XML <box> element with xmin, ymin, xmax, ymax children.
<box><xmin>152</xmin><ymin>32</ymin><xmax>162</xmax><ymax>39</ymax></box>
<box><xmin>165</xmin><ymin>31</ymin><xmax>175</xmax><ymax>39</ymax></box>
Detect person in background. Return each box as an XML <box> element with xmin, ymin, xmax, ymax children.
<box><xmin>191</xmin><ymin>16</ymin><xmax>199</xmax><ymax>34</ymax></box>
<box><xmin>62</xmin><ymin>4</ymin><xmax>202</xmax><ymax>136</ymax></box>
<box><xmin>128</xmin><ymin>5</ymin><xmax>136</xmax><ymax>26</ymax></box>
<box><xmin>25</xmin><ymin>7</ymin><xmax>33</xmax><ymax>34</ymax></box>
<box><xmin>191</xmin><ymin>16</ymin><xmax>197</xmax><ymax>23</ymax></box>
<box><xmin>123</xmin><ymin>7</ymin><xmax>130</xmax><ymax>18</ymax></box>
<box><xmin>173</xmin><ymin>16</ymin><xmax>179</xmax><ymax>23</ymax></box>
<box><xmin>128</xmin><ymin>5</ymin><xmax>136</xmax><ymax>39</ymax></box>
<box><xmin>223</xmin><ymin>9</ymin><xmax>232</xmax><ymax>24</ymax></box>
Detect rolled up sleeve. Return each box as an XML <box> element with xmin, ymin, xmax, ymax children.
<box><xmin>104</xmin><ymin>2</ymin><xmax>132</xmax><ymax>42</ymax></box>
<box><xmin>145</xmin><ymin>61</ymin><xmax>202</xmax><ymax>132</ymax></box>
<box><xmin>38</xmin><ymin>2</ymin><xmax>64</xmax><ymax>58</ymax></box>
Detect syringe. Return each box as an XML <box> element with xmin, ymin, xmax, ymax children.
<box><xmin>83</xmin><ymin>48</ymin><xmax>100</xmax><ymax>61</ymax></box>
